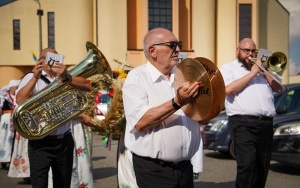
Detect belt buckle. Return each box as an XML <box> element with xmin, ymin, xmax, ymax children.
<box><xmin>172</xmin><ymin>161</ymin><xmax>185</xmax><ymax>168</ymax></box>
<box><xmin>172</xmin><ymin>162</ymin><xmax>180</xmax><ymax>168</ymax></box>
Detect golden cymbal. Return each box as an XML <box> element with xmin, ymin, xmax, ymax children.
<box><xmin>194</xmin><ymin>57</ymin><xmax>225</xmax><ymax>122</ymax></box>
<box><xmin>174</xmin><ymin>58</ymin><xmax>212</xmax><ymax>121</ymax></box>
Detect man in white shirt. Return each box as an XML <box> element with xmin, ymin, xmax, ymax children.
<box><xmin>220</xmin><ymin>38</ymin><xmax>283</xmax><ymax>188</ymax></box>
<box><xmin>122</xmin><ymin>28</ymin><xmax>203</xmax><ymax>187</ymax></box>
<box><xmin>16</xmin><ymin>48</ymin><xmax>91</xmax><ymax>188</ymax></box>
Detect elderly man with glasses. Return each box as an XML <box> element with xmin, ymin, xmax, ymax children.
<box><xmin>220</xmin><ymin>38</ymin><xmax>284</xmax><ymax>188</ymax></box>
<box><xmin>122</xmin><ymin>28</ymin><xmax>203</xmax><ymax>188</ymax></box>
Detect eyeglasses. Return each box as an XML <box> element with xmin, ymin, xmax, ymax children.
<box><xmin>239</xmin><ymin>48</ymin><xmax>258</xmax><ymax>54</ymax></box>
<box><xmin>151</xmin><ymin>41</ymin><xmax>183</xmax><ymax>50</ymax></box>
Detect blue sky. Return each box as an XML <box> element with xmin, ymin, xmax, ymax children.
<box><xmin>279</xmin><ymin>0</ymin><xmax>300</xmax><ymax>75</ymax></box>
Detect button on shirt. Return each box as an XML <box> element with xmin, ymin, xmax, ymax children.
<box><xmin>122</xmin><ymin>62</ymin><xmax>201</xmax><ymax>162</ymax></box>
<box><xmin>221</xmin><ymin>59</ymin><xmax>281</xmax><ymax>117</ymax></box>
<box><xmin>16</xmin><ymin>71</ymin><xmax>70</xmax><ymax>135</ymax></box>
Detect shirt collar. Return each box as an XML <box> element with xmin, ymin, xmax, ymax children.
<box><xmin>146</xmin><ymin>61</ymin><xmax>175</xmax><ymax>83</ymax></box>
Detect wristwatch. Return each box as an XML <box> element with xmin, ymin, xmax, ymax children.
<box><xmin>62</xmin><ymin>73</ymin><xmax>72</xmax><ymax>83</ymax></box>
<box><xmin>171</xmin><ymin>98</ymin><xmax>181</xmax><ymax>110</ymax></box>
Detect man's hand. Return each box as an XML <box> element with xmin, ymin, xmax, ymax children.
<box><xmin>175</xmin><ymin>81</ymin><xmax>203</xmax><ymax>106</ymax></box>
<box><xmin>250</xmin><ymin>58</ymin><xmax>263</xmax><ymax>76</ymax></box>
<box><xmin>78</xmin><ymin>114</ymin><xmax>92</xmax><ymax>125</ymax></box>
<box><xmin>52</xmin><ymin>62</ymin><xmax>68</xmax><ymax>80</ymax></box>
<box><xmin>33</xmin><ymin>58</ymin><xmax>44</xmax><ymax>80</ymax></box>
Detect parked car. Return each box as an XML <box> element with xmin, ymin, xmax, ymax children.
<box><xmin>205</xmin><ymin>83</ymin><xmax>300</xmax><ymax>158</ymax></box>
<box><xmin>272</xmin><ymin>120</ymin><xmax>300</xmax><ymax>167</ymax></box>
<box><xmin>204</xmin><ymin>109</ymin><xmax>226</xmax><ymax>131</ymax></box>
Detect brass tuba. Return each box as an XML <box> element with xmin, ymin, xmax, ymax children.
<box><xmin>13</xmin><ymin>42</ymin><xmax>112</xmax><ymax>140</ymax></box>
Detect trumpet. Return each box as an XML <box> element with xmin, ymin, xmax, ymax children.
<box><xmin>248</xmin><ymin>51</ymin><xmax>287</xmax><ymax>90</ymax></box>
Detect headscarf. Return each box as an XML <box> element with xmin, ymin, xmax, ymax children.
<box><xmin>0</xmin><ymin>85</ymin><xmax>9</xmax><ymax>108</ymax></box>
<box><xmin>0</xmin><ymin>80</ymin><xmax>20</xmax><ymax>108</ymax></box>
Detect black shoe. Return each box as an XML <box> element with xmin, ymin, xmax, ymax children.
<box><xmin>1</xmin><ymin>162</ymin><xmax>9</xmax><ymax>170</ymax></box>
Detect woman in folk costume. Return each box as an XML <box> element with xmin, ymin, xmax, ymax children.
<box><xmin>6</xmin><ymin>80</ymin><xmax>31</xmax><ymax>183</ymax></box>
<box><xmin>0</xmin><ymin>80</ymin><xmax>20</xmax><ymax>170</ymax></box>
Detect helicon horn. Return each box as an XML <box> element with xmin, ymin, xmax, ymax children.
<box><xmin>13</xmin><ymin>42</ymin><xmax>112</xmax><ymax>140</ymax></box>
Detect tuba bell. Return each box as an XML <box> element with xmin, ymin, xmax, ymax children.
<box><xmin>13</xmin><ymin>42</ymin><xmax>112</xmax><ymax>140</ymax></box>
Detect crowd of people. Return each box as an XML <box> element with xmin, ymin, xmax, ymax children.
<box><xmin>0</xmin><ymin>28</ymin><xmax>283</xmax><ymax>188</ymax></box>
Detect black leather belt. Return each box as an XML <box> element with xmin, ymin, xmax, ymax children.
<box><xmin>231</xmin><ymin>115</ymin><xmax>273</xmax><ymax>121</ymax></box>
<box><xmin>132</xmin><ymin>152</ymin><xmax>189</xmax><ymax>169</ymax></box>
<box><xmin>44</xmin><ymin>130</ymin><xmax>71</xmax><ymax>140</ymax></box>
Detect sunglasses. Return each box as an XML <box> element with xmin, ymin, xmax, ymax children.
<box><xmin>151</xmin><ymin>41</ymin><xmax>183</xmax><ymax>50</ymax></box>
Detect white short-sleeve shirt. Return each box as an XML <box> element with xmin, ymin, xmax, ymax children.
<box><xmin>221</xmin><ymin>59</ymin><xmax>279</xmax><ymax>117</ymax></box>
<box><xmin>122</xmin><ymin>62</ymin><xmax>201</xmax><ymax>162</ymax></box>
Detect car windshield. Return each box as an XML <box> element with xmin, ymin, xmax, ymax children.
<box><xmin>274</xmin><ymin>93</ymin><xmax>281</xmax><ymax>103</ymax></box>
<box><xmin>273</xmin><ymin>85</ymin><xmax>300</xmax><ymax>114</ymax></box>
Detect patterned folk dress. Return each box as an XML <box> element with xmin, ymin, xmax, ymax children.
<box><xmin>70</xmin><ymin>120</ymin><xmax>94</xmax><ymax>188</ymax></box>
<box><xmin>7</xmin><ymin>132</ymin><xmax>30</xmax><ymax>178</ymax></box>
<box><xmin>117</xmin><ymin>134</ymin><xmax>138</xmax><ymax>188</ymax></box>
<box><xmin>4</xmin><ymin>84</ymin><xmax>31</xmax><ymax>179</ymax></box>
<box><xmin>0</xmin><ymin>94</ymin><xmax>16</xmax><ymax>165</ymax></box>
<box><xmin>0</xmin><ymin>112</ymin><xmax>15</xmax><ymax>164</ymax></box>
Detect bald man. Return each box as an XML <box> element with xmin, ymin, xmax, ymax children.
<box><xmin>220</xmin><ymin>38</ymin><xmax>283</xmax><ymax>188</ymax></box>
<box><xmin>123</xmin><ymin>28</ymin><xmax>203</xmax><ymax>187</ymax></box>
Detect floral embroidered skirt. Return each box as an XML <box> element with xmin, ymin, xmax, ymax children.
<box><xmin>0</xmin><ymin>113</ymin><xmax>15</xmax><ymax>163</ymax></box>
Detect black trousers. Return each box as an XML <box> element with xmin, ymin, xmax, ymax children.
<box><xmin>132</xmin><ymin>153</ymin><xmax>194</xmax><ymax>188</ymax></box>
<box><xmin>28</xmin><ymin>132</ymin><xmax>74</xmax><ymax>188</ymax></box>
<box><xmin>228</xmin><ymin>115</ymin><xmax>273</xmax><ymax>188</ymax></box>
